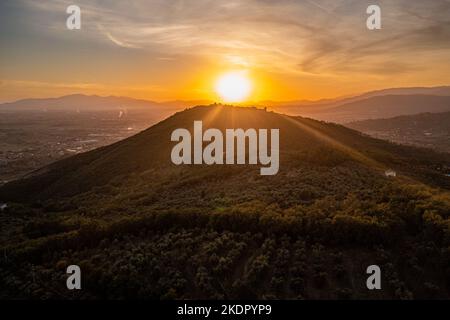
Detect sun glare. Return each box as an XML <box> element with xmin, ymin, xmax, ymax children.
<box><xmin>215</xmin><ymin>71</ymin><xmax>252</xmax><ymax>103</ymax></box>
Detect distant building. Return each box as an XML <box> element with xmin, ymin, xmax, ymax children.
<box><xmin>385</xmin><ymin>169</ymin><xmax>397</xmax><ymax>177</ymax></box>
<box><xmin>0</xmin><ymin>203</ymin><xmax>7</xmax><ymax>211</ymax></box>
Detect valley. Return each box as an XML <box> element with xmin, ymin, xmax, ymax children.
<box><xmin>0</xmin><ymin>110</ymin><xmax>161</xmax><ymax>183</ymax></box>
<box><xmin>346</xmin><ymin>112</ymin><xmax>450</xmax><ymax>154</ymax></box>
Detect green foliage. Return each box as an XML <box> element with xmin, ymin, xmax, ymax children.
<box><xmin>1</xmin><ymin>106</ymin><xmax>450</xmax><ymax>299</ymax></box>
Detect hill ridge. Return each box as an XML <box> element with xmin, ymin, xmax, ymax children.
<box><xmin>1</xmin><ymin>104</ymin><xmax>449</xmax><ymax>202</ymax></box>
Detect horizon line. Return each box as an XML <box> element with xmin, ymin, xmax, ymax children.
<box><xmin>2</xmin><ymin>84</ymin><xmax>450</xmax><ymax>106</ymax></box>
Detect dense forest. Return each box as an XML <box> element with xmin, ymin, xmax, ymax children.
<box><xmin>1</xmin><ymin>105</ymin><xmax>450</xmax><ymax>299</ymax></box>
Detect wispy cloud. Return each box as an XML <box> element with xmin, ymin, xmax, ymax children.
<box><xmin>97</xmin><ymin>24</ymin><xmax>141</xmax><ymax>48</ymax></box>
<box><xmin>12</xmin><ymin>0</ymin><xmax>450</xmax><ymax>76</ymax></box>
<box><xmin>2</xmin><ymin>0</ymin><xmax>450</xmax><ymax>101</ymax></box>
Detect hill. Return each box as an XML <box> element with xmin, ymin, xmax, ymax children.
<box><xmin>346</xmin><ymin>112</ymin><xmax>450</xmax><ymax>153</ymax></box>
<box><xmin>296</xmin><ymin>95</ymin><xmax>450</xmax><ymax>123</ymax></box>
<box><xmin>272</xmin><ymin>86</ymin><xmax>450</xmax><ymax>115</ymax></box>
<box><xmin>0</xmin><ymin>94</ymin><xmax>183</xmax><ymax>114</ymax></box>
<box><xmin>356</xmin><ymin>86</ymin><xmax>450</xmax><ymax>98</ymax></box>
<box><xmin>1</xmin><ymin>105</ymin><xmax>450</xmax><ymax>299</ymax></box>
<box><xmin>271</xmin><ymin>86</ymin><xmax>450</xmax><ymax>122</ymax></box>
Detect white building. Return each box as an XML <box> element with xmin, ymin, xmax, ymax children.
<box><xmin>385</xmin><ymin>169</ymin><xmax>397</xmax><ymax>177</ymax></box>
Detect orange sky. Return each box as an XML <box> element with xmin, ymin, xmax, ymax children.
<box><xmin>1</xmin><ymin>0</ymin><xmax>450</xmax><ymax>103</ymax></box>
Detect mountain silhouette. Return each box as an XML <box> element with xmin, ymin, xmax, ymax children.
<box><xmin>265</xmin><ymin>85</ymin><xmax>450</xmax><ymax>110</ymax></box>
<box><xmin>271</xmin><ymin>86</ymin><xmax>450</xmax><ymax>121</ymax></box>
<box><xmin>3</xmin><ymin>85</ymin><xmax>450</xmax><ymax>124</ymax></box>
<box><xmin>299</xmin><ymin>95</ymin><xmax>450</xmax><ymax>123</ymax></box>
<box><xmin>0</xmin><ymin>94</ymin><xmax>192</xmax><ymax>115</ymax></box>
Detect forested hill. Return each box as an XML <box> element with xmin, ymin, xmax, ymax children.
<box><xmin>1</xmin><ymin>105</ymin><xmax>449</xmax><ymax>201</ymax></box>
<box><xmin>0</xmin><ymin>105</ymin><xmax>449</xmax><ymax>299</ymax></box>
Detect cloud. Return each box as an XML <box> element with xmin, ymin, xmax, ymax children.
<box><xmin>7</xmin><ymin>0</ymin><xmax>450</xmax><ymax>79</ymax></box>
<box><xmin>0</xmin><ymin>79</ymin><xmax>164</xmax><ymax>92</ymax></box>
<box><xmin>97</xmin><ymin>24</ymin><xmax>141</xmax><ymax>48</ymax></box>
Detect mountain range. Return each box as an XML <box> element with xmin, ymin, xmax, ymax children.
<box><xmin>2</xmin><ymin>85</ymin><xmax>450</xmax><ymax>124</ymax></box>
<box><xmin>0</xmin><ymin>94</ymin><xmax>209</xmax><ymax>115</ymax></box>
<box><xmin>300</xmin><ymin>95</ymin><xmax>450</xmax><ymax>123</ymax></box>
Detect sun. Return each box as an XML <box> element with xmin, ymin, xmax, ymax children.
<box><xmin>215</xmin><ymin>71</ymin><xmax>252</xmax><ymax>103</ymax></box>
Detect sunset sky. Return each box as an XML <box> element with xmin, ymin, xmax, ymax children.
<box><xmin>1</xmin><ymin>0</ymin><xmax>450</xmax><ymax>103</ymax></box>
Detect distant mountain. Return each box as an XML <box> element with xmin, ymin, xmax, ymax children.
<box><xmin>1</xmin><ymin>105</ymin><xmax>450</xmax><ymax>299</ymax></box>
<box><xmin>0</xmin><ymin>94</ymin><xmax>182</xmax><ymax>113</ymax></box>
<box><xmin>3</xmin><ymin>85</ymin><xmax>450</xmax><ymax>124</ymax></box>
<box><xmin>272</xmin><ymin>86</ymin><xmax>450</xmax><ymax>120</ymax></box>
<box><xmin>358</xmin><ymin>86</ymin><xmax>450</xmax><ymax>98</ymax></box>
<box><xmin>346</xmin><ymin>112</ymin><xmax>450</xmax><ymax>153</ymax></box>
<box><xmin>296</xmin><ymin>95</ymin><xmax>450</xmax><ymax>123</ymax></box>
